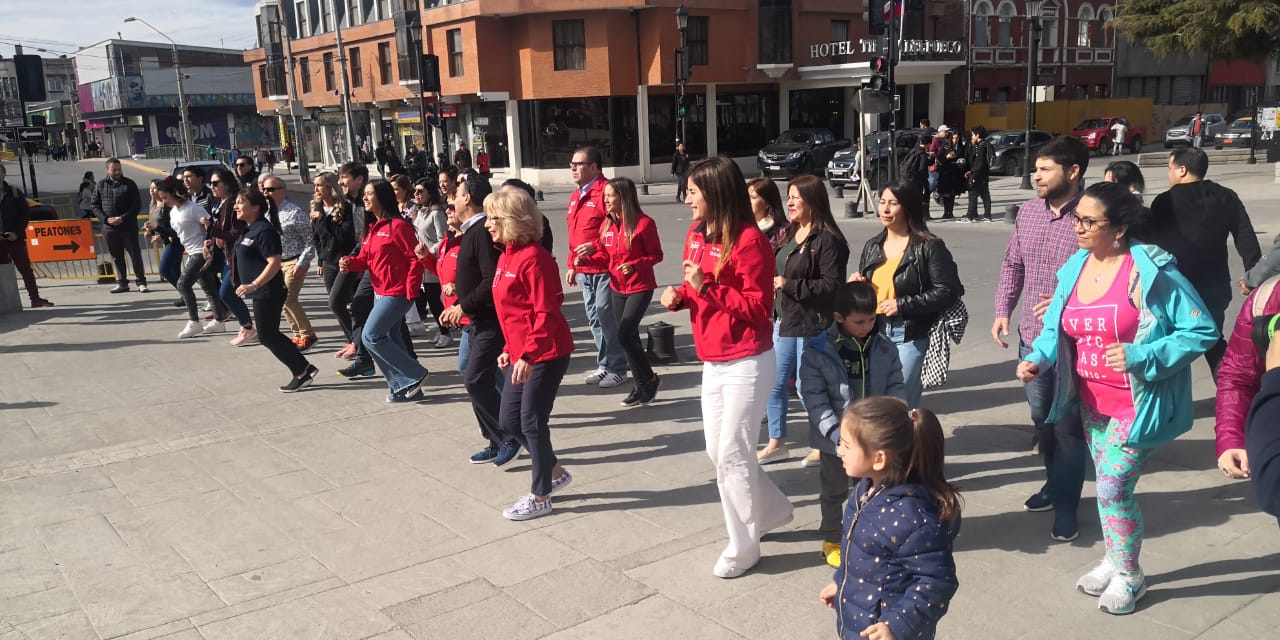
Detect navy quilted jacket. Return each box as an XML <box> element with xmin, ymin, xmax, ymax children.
<box><xmin>834</xmin><ymin>479</ymin><xmax>959</xmax><ymax>640</ymax></box>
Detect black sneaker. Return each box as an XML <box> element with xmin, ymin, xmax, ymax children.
<box><xmin>1051</xmin><ymin>509</ymin><xmax>1079</xmax><ymax>542</ymax></box>
<box><xmin>620</xmin><ymin>387</ymin><xmax>642</xmax><ymax>407</ymax></box>
<box><xmin>493</xmin><ymin>440</ymin><xmax>521</xmax><ymax>467</ymax></box>
<box><xmin>280</xmin><ymin>365</ymin><xmax>318</xmax><ymax>393</ymax></box>
<box><xmin>1024</xmin><ymin>491</ymin><xmax>1054</xmax><ymax>512</ymax></box>
<box><xmin>397</xmin><ymin>371</ymin><xmax>429</xmax><ymax>399</ymax></box>
<box><xmin>636</xmin><ymin>375</ymin><xmax>662</xmax><ymax>405</ymax></box>
<box><xmin>110</xmin><ymin>284</ymin><xmax>129</xmax><ymax>293</ymax></box>
<box><xmin>172</xmin><ymin>298</ymin><xmax>185</xmax><ymax>307</ymax></box>
<box><xmin>336</xmin><ymin>360</ymin><xmax>376</xmax><ymax>378</ymax></box>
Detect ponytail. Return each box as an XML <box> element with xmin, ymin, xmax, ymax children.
<box><xmin>907</xmin><ymin>408</ymin><xmax>962</xmax><ymax>526</ymax></box>
<box><xmin>845</xmin><ymin>397</ymin><xmax>962</xmax><ymax>526</ymax></box>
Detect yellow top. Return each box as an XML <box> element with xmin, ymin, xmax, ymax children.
<box><xmin>870</xmin><ymin>257</ymin><xmax>901</xmax><ymax>306</ymax></box>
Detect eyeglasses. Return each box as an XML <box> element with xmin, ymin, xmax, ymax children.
<box><xmin>262</xmin><ymin>187</ymin><xmax>281</xmax><ymax>193</ymax></box>
<box><xmin>208</xmin><ymin>180</ymin><xmax>221</xmax><ymax>185</ymax></box>
<box><xmin>1071</xmin><ymin>214</ymin><xmax>1108</xmax><ymax>232</ymax></box>
<box><xmin>236</xmin><ymin>163</ymin><xmax>251</xmax><ymax>167</ymax></box>
<box><xmin>569</xmin><ymin>161</ymin><xmax>589</xmax><ymax>168</ymax></box>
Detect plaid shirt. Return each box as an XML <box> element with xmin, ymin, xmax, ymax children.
<box><xmin>995</xmin><ymin>194</ymin><xmax>1082</xmax><ymax>344</ymax></box>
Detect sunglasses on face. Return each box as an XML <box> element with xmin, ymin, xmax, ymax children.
<box><xmin>236</xmin><ymin>163</ymin><xmax>251</xmax><ymax>167</ymax></box>
<box><xmin>263</xmin><ymin>187</ymin><xmax>281</xmax><ymax>193</ymax></box>
<box><xmin>208</xmin><ymin>180</ymin><xmax>221</xmax><ymax>185</ymax></box>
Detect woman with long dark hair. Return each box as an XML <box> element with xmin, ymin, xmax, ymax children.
<box><xmin>310</xmin><ymin>171</ymin><xmax>358</xmax><ymax>356</ymax></box>
<box><xmin>661</xmin><ymin>156</ymin><xmax>794</xmax><ymax>578</ymax></box>
<box><xmin>390</xmin><ymin>174</ymin><xmax>414</xmax><ymax>217</ymax></box>
<box><xmin>747</xmin><ymin>177</ymin><xmax>788</xmax><ymax>250</ymax></box>
<box><xmin>233</xmin><ymin>189</ymin><xmax>318</xmax><ymax>391</ymax></box>
<box><xmin>155</xmin><ymin>176</ymin><xmax>227</xmax><ymax>339</ymax></box>
<box><xmin>576</xmin><ymin>177</ymin><xmax>664</xmax><ymax>406</ymax></box>
<box><xmin>338</xmin><ymin>180</ymin><xmax>430</xmax><ymax>401</ymax></box>
<box><xmin>77</xmin><ymin>171</ymin><xmax>96</xmax><ymax>219</ymax></box>
<box><xmin>851</xmin><ymin>183</ymin><xmax>963</xmax><ymax>408</ymax></box>
<box><xmin>142</xmin><ymin>178</ymin><xmax>182</xmax><ymax>295</ymax></box>
<box><xmin>1017</xmin><ymin>182</ymin><xmax>1216</xmax><ymax>614</ymax></box>
<box><xmin>204</xmin><ymin>167</ymin><xmax>256</xmax><ymax>346</ymax></box>
<box><xmin>760</xmin><ymin>175</ymin><xmax>850</xmax><ymax>465</ymax></box>
<box><xmin>409</xmin><ymin>178</ymin><xmax>452</xmax><ymax>347</ymax></box>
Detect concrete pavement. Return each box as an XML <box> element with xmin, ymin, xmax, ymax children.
<box><xmin>2</xmin><ymin>160</ymin><xmax>1280</xmax><ymax>639</ymax></box>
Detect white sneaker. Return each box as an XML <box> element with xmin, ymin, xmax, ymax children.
<box><xmin>201</xmin><ymin>301</ymin><xmax>213</xmax><ymax>312</ymax></box>
<box><xmin>597</xmin><ymin>372</ymin><xmax>626</xmax><ymax>388</ymax></box>
<box><xmin>433</xmin><ymin>333</ymin><xmax>453</xmax><ymax>348</ymax></box>
<box><xmin>1076</xmin><ymin>556</ymin><xmax>1117</xmax><ymax>597</ymax></box>
<box><xmin>584</xmin><ymin>368</ymin><xmax>608</xmax><ymax>384</ymax></box>
<box><xmin>178</xmin><ymin>320</ymin><xmax>202</xmax><ymax>339</ymax></box>
<box><xmin>1098</xmin><ymin>569</ymin><xmax>1147</xmax><ymax>615</ymax></box>
<box><xmin>202</xmin><ymin>318</ymin><xmax>224</xmax><ymax>334</ymax></box>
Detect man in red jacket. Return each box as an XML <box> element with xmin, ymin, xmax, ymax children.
<box><xmin>563</xmin><ymin>146</ymin><xmax>628</xmax><ymax>388</ymax></box>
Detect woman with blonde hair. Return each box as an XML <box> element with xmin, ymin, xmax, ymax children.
<box><xmin>310</xmin><ymin>171</ymin><xmax>359</xmax><ymax>356</ymax></box>
<box><xmin>661</xmin><ymin>156</ymin><xmax>794</xmax><ymax>578</ymax></box>
<box><xmin>476</xmin><ymin>188</ymin><xmax>575</xmax><ymax>520</ymax></box>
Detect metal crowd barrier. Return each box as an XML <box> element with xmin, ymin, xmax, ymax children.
<box><xmin>30</xmin><ymin>205</ymin><xmax>164</xmax><ymax>282</ymax></box>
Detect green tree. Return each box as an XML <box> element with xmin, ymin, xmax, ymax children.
<box><xmin>1111</xmin><ymin>0</ymin><xmax>1280</xmax><ymax>59</ymax></box>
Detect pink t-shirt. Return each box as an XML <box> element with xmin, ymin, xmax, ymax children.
<box><xmin>1061</xmin><ymin>255</ymin><xmax>1139</xmax><ymax>419</ymax></box>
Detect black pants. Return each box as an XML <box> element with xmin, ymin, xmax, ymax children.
<box><xmin>940</xmin><ymin>194</ymin><xmax>957</xmax><ymax>219</ymax></box>
<box><xmin>104</xmin><ymin>227</ymin><xmax>148</xmax><ymax>285</ymax></box>
<box><xmin>177</xmin><ymin>254</ymin><xmax>225</xmax><ymax>321</ymax></box>
<box><xmin>413</xmin><ymin>281</ymin><xmax>449</xmax><ymax>334</ymax></box>
<box><xmin>676</xmin><ymin>174</ymin><xmax>688</xmax><ymax>201</ymax></box>
<box><xmin>253</xmin><ymin>286</ymin><xmax>310</xmax><ymax>376</ymax></box>
<box><xmin>819</xmin><ymin>452</ymin><xmax>852</xmax><ymax>543</ymax></box>
<box><xmin>1199</xmin><ymin>285</ymin><xmax>1231</xmax><ymax>380</ymax></box>
<box><xmin>966</xmin><ymin>180</ymin><xmax>991</xmax><ymax>220</ymax></box>
<box><xmin>327</xmin><ymin>266</ymin><xmax>360</xmax><ymax>342</ymax></box>
<box><xmin>500</xmin><ymin>355</ymin><xmax>571</xmax><ymax>497</ymax></box>
<box><xmin>611</xmin><ymin>288</ymin><xmax>656</xmax><ymax>384</ymax></box>
<box><xmin>464</xmin><ymin>321</ymin><xmax>508</xmax><ymax>447</ymax></box>
<box><xmin>350</xmin><ymin>273</ymin><xmax>416</xmax><ymax>361</ymax></box>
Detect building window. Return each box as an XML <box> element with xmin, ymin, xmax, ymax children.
<box><xmin>973</xmin><ymin>1</ymin><xmax>993</xmax><ymax>47</ymax></box>
<box><xmin>519</xmin><ymin>96</ymin><xmax>639</xmax><ymax>169</ymax></box>
<box><xmin>759</xmin><ymin>0</ymin><xmax>792</xmax><ymax>64</ymax></box>
<box><xmin>350</xmin><ymin>47</ymin><xmax>363</xmax><ymax>87</ymax></box>
<box><xmin>378</xmin><ymin>42</ymin><xmax>392</xmax><ymax>84</ymax></box>
<box><xmin>997</xmin><ymin>2</ymin><xmax>1014</xmax><ymax>47</ymax></box>
<box><xmin>46</xmin><ymin>76</ymin><xmax>65</xmax><ymax>93</ymax></box>
<box><xmin>973</xmin><ymin>87</ymin><xmax>989</xmax><ymax>102</ymax></box>
<box><xmin>996</xmin><ymin>86</ymin><xmax>1011</xmax><ymax>102</ymax></box>
<box><xmin>687</xmin><ymin>16</ymin><xmax>709</xmax><ymax>66</ymax></box>
<box><xmin>447</xmin><ymin>28</ymin><xmax>463</xmax><ymax>77</ymax></box>
<box><xmin>1040</xmin><ymin>1</ymin><xmax>1059</xmax><ymax>48</ymax></box>
<box><xmin>320</xmin><ymin>0</ymin><xmax>332</xmax><ymax>31</ymax></box>
<box><xmin>378</xmin><ymin>0</ymin><xmax>391</xmax><ymax>21</ymax></box>
<box><xmin>323</xmin><ymin>52</ymin><xmax>335</xmax><ymax>91</ymax></box>
<box><xmin>1098</xmin><ymin>6</ymin><xmax>1114</xmax><ymax>48</ymax></box>
<box><xmin>716</xmin><ymin>91</ymin><xmax>780</xmax><ymax>158</ymax></box>
<box><xmin>296</xmin><ymin>1</ymin><xmax>309</xmax><ymax>36</ymax></box>
<box><xmin>829</xmin><ymin>20</ymin><xmax>849</xmax><ymax>64</ymax></box>
<box><xmin>348</xmin><ymin>0</ymin><xmax>362</xmax><ymax>27</ymax></box>
<box><xmin>258</xmin><ymin>65</ymin><xmax>269</xmax><ymax>96</ymax></box>
<box><xmin>552</xmin><ymin>20</ymin><xmax>586</xmax><ymax>71</ymax></box>
<box><xmin>300</xmin><ymin>57</ymin><xmax>312</xmax><ymax>93</ymax></box>
<box><xmin>1076</xmin><ymin>5</ymin><xmax>1093</xmax><ymax>47</ymax></box>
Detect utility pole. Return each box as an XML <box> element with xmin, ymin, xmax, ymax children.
<box><xmin>14</xmin><ymin>44</ymin><xmax>38</xmax><ymax>198</ymax></box>
<box><xmin>277</xmin><ymin>2</ymin><xmax>310</xmax><ymax>182</ymax></box>
<box><xmin>329</xmin><ymin>0</ymin><xmax>358</xmax><ymax>164</ymax></box>
<box><xmin>1020</xmin><ymin>1</ymin><xmax>1042</xmax><ymax>190</ymax></box>
<box><xmin>887</xmin><ymin>3</ymin><xmax>898</xmax><ymax>185</ymax></box>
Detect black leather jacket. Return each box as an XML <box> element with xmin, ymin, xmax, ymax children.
<box><xmin>775</xmin><ymin>227</ymin><xmax>850</xmax><ymax>337</ymax></box>
<box><xmin>858</xmin><ymin>230</ymin><xmax>964</xmax><ymax>342</ymax></box>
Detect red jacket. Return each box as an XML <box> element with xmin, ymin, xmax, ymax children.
<box><xmin>434</xmin><ymin>233</ymin><xmax>469</xmax><ymax>326</ymax></box>
<box><xmin>575</xmin><ymin>213</ymin><xmax>663</xmax><ymax>294</ymax></box>
<box><xmin>494</xmin><ymin>242</ymin><xmax>575</xmax><ymax>364</ymax></box>
<box><xmin>567</xmin><ymin>175</ymin><xmax>608</xmax><ymax>275</ymax></box>
<box><xmin>343</xmin><ymin>217</ymin><xmax>424</xmax><ymax>298</ymax></box>
<box><xmin>1216</xmin><ymin>286</ymin><xmax>1280</xmax><ymax>455</ymax></box>
<box><xmin>674</xmin><ymin>221</ymin><xmax>774</xmax><ymax>362</ymax></box>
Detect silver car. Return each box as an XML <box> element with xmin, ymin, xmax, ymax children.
<box><xmin>1164</xmin><ymin>114</ymin><xmax>1227</xmax><ymax>148</ymax></box>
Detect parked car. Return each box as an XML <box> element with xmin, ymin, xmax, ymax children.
<box><xmin>1164</xmin><ymin>113</ymin><xmax>1227</xmax><ymax>148</ymax></box>
<box><xmin>170</xmin><ymin>159</ymin><xmax>230</xmax><ymax>180</ymax></box>
<box><xmin>826</xmin><ymin>146</ymin><xmax>860</xmax><ymax>189</ymax></box>
<box><xmin>1214</xmin><ymin>117</ymin><xmax>1257</xmax><ymax>149</ymax></box>
<box><xmin>988</xmin><ymin>129</ymin><xmax>1053</xmax><ymax>176</ymax></box>
<box><xmin>828</xmin><ymin>130</ymin><xmax>919</xmax><ymax>192</ymax></box>
<box><xmin>1070</xmin><ymin>116</ymin><xmax>1147</xmax><ymax>154</ymax></box>
<box><xmin>757</xmin><ymin>128</ymin><xmax>850</xmax><ymax>178</ymax></box>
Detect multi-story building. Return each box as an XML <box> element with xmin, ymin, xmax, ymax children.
<box><xmin>247</xmin><ymin>0</ymin><xmax>965</xmax><ymax>186</ymax></box>
<box><xmin>73</xmin><ymin>39</ymin><xmax>268</xmax><ymax>159</ymax></box>
<box><xmin>965</xmin><ymin>0</ymin><xmax>1115</xmax><ymax>105</ymax></box>
<box><xmin>0</xmin><ymin>55</ymin><xmax>77</xmax><ymax>142</ymax></box>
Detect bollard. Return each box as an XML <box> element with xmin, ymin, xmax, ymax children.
<box><xmin>834</xmin><ymin>185</ymin><xmax>844</xmax><ymax>199</ymax></box>
<box><xmin>646</xmin><ymin>321</ymin><xmax>678</xmax><ymax>363</ymax></box>
<box><xmin>535</xmin><ymin>190</ymin><xmax>544</xmax><ymax>202</ymax></box>
<box><xmin>1005</xmin><ymin>203</ymin><xmax>1020</xmax><ymax>224</ymax></box>
<box><xmin>0</xmin><ymin>264</ymin><xmax>20</xmax><ymax>314</ymax></box>
<box><xmin>640</xmin><ymin>183</ymin><xmax>650</xmax><ymax>195</ymax></box>
<box><xmin>1274</xmin><ymin>162</ymin><xmax>1280</xmax><ymax>185</ymax></box>
<box><xmin>844</xmin><ymin>201</ymin><xmax>860</xmax><ymax>218</ymax></box>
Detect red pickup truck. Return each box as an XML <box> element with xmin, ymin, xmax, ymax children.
<box><xmin>1069</xmin><ymin>116</ymin><xmax>1146</xmax><ymax>155</ymax></box>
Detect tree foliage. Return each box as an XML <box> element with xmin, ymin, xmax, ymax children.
<box><xmin>1111</xmin><ymin>0</ymin><xmax>1280</xmax><ymax>60</ymax></box>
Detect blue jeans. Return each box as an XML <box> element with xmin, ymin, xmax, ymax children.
<box><xmin>159</xmin><ymin>243</ymin><xmax>183</xmax><ymax>288</ymax></box>
<box><xmin>766</xmin><ymin>321</ymin><xmax>826</xmax><ymax>440</ymax></box>
<box><xmin>458</xmin><ymin>326</ymin><xmax>505</xmax><ymax>393</ymax></box>
<box><xmin>1019</xmin><ymin>340</ymin><xmax>1087</xmax><ymax>513</ymax></box>
<box><xmin>363</xmin><ymin>294</ymin><xmax>428</xmax><ymax>393</ymax></box>
<box><xmin>578</xmin><ymin>272</ymin><xmax>627</xmax><ymax>375</ymax></box>
<box><xmin>884</xmin><ymin>316</ymin><xmax>928</xmax><ymax>409</ymax></box>
<box><xmin>220</xmin><ymin>264</ymin><xmax>252</xmax><ymax>327</ymax></box>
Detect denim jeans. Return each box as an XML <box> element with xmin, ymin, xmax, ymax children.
<box><xmin>158</xmin><ymin>243</ymin><xmax>183</xmax><ymax>288</ymax></box>
<box><xmin>1019</xmin><ymin>340</ymin><xmax>1087</xmax><ymax>514</ymax></box>
<box><xmin>363</xmin><ymin>294</ymin><xmax>428</xmax><ymax>393</ymax></box>
<box><xmin>177</xmin><ymin>254</ymin><xmax>225</xmax><ymax>322</ymax></box>
<box><xmin>884</xmin><ymin>316</ymin><xmax>928</xmax><ymax>408</ymax></box>
<box><xmin>766</xmin><ymin>321</ymin><xmax>826</xmax><ymax>440</ymax></box>
<box><xmin>220</xmin><ymin>264</ymin><xmax>253</xmax><ymax>327</ymax></box>
<box><xmin>578</xmin><ymin>272</ymin><xmax>628</xmax><ymax>375</ymax></box>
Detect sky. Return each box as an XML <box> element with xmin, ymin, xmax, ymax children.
<box><xmin>0</xmin><ymin>0</ymin><xmax>260</xmax><ymax>59</ymax></box>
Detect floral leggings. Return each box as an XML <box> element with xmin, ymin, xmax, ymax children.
<box><xmin>1081</xmin><ymin>404</ymin><xmax>1154</xmax><ymax>573</ymax></box>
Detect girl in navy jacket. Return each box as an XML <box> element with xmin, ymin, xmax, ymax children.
<box><xmin>820</xmin><ymin>397</ymin><xmax>960</xmax><ymax>640</ymax></box>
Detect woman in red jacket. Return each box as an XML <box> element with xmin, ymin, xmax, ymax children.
<box><xmin>339</xmin><ymin>180</ymin><xmax>429</xmax><ymax>402</ymax></box>
<box><xmin>576</xmin><ymin>177</ymin><xmax>664</xmax><ymax>406</ymax></box>
<box><xmin>660</xmin><ymin>156</ymin><xmax>795</xmax><ymax>578</ymax></box>
<box><xmin>484</xmin><ymin>188</ymin><xmax>576</xmax><ymax>521</ymax></box>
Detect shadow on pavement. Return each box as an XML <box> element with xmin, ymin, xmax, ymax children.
<box><xmin>1144</xmin><ymin>552</ymin><xmax>1280</xmax><ymax>604</ymax></box>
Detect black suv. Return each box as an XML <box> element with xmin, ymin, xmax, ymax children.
<box><xmin>757</xmin><ymin>128</ymin><xmax>850</xmax><ymax>178</ymax></box>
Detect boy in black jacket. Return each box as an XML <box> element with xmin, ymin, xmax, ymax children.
<box><xmin>962</xmin><ymin>126</ymin><xmax>992</xmax><ymax>223</ymax></box>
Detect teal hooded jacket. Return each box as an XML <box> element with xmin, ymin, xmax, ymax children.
<box><xmin>1026</xmin><ymin>243</ymin><xmax>1219</xmax><ymax>448</ymax></box>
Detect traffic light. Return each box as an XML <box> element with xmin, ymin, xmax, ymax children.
<box><xmin>864</xmin><ymin>2</ymin><xmax>886</xmax><ymax>36</ymax></box>
<box><xmin>868</xmin><ymin>56</ymin><xmax>889</xmax><ymax>92</ymax></box>
<box><xmin>424</xmin><ymin>100</ymin><xmax>440</xmax><ymax>128</ymax></box>
<box><xmin>422</xmin><ymin>54</ymin><xmax>441</xmax><ymax>93</ymax></box>
<box><xmin>678</xmin><ymin>95</ymin><xmax>688</xmax><ymax>118</ymax></box>
<box><xmin>14</xmin><ymin>54</ymin><xmax>46</xmax><ymax>102</ymax></box>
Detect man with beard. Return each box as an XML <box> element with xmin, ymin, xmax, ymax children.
<box><xmin>992</xmin><ymin>135</ymin><xmax>1091</xmax><ymax>543</ymax></box>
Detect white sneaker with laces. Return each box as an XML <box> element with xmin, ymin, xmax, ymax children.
<box><xmin>1098</xmin><ymin>569</ymin><xmax>1147</xmax><ymax>615</ymax></box>
<box><xmin>597</xmin><ymin>372</ymin><xmax>626</xmax><ymax>388</ymax></box>
<box><xmin>584</xmin><ymin>368</ymin><xmax>608</xmax><ymax>384</ymax></box>
<box><xmin>202</xmin><ymin>318</ymin><xmax>224</xmax><ymax>334</ymax></box>
<box><xmin>178</xmin><ymin>320</ymin><xmax>202</xmax><ymax>339</ymax></box>
<box><xmin>1076</xmin><ymin>556</ymin><xmax>1117</xmax><ymax>597</ymax></box>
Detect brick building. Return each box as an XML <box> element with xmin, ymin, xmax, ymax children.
<box><xmin>246</xmin><ymin>0</ymin><xmax>965</xmax><ymax>186</ymax></box>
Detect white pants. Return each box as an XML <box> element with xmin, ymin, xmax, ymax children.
<box><xmin>701</xmin><ymin>351</ymin><xmax>795</xmax><ymax>570</ymax></box>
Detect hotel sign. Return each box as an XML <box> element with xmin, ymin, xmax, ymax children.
<box><xmin>809</xmin><ymin>39</ymin><xmax>963</xmax><ymax>59</ymax></box>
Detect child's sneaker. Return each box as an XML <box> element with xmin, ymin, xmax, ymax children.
<box><xmin>1098</xmin><ymin>569</ymin><xmax>1147</xmax><ymax>615</ymax></box>
<box><xmin>822</xmin><ymin>541</ymin><xmax>841</xmax><ymax>568</ymax></box>
<box><xmin>1075</xmin><ymin>556</ymin><xmax>1116</xmax><ymax>596</ymax></box>
<box><xmin>502</xmin><ymin>494</ymin><xmax>552</xmax><ymax>521</ymax></box>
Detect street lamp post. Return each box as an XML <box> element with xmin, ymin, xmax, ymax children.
<box><xmin>1019</xmin><ymin>0</ymin><xmax>1042</xmax><ymax>190</ymax></box>
<box><xmin>123</xmin><ymin>17</ymin><xmax>195</xmax><ymax>160</ymax></box>
<box><xmin>675</xmin><ymin>4</ymin><xmax>688</xmax><ymax>146</ymax></box>
<box><xmin>328</xmin><ymin>0</ymin><xmax>358</xmax><ymax>164</ymax></box>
